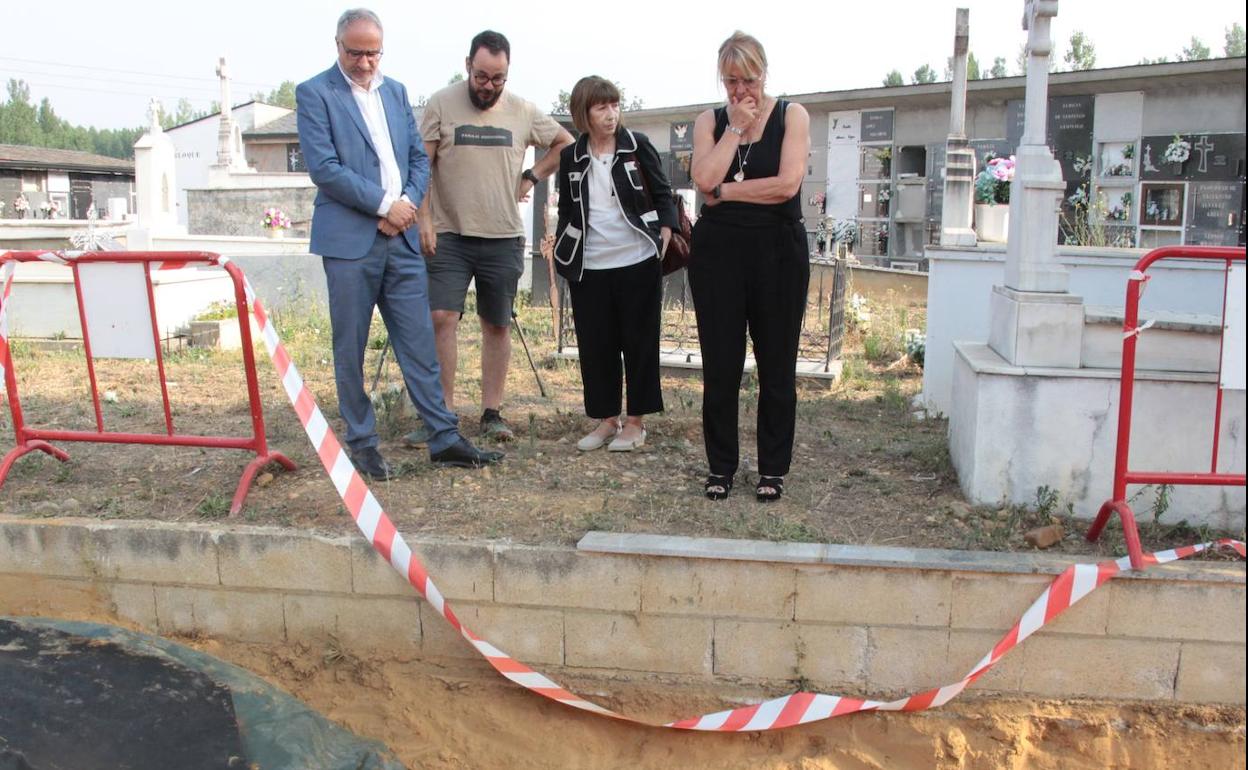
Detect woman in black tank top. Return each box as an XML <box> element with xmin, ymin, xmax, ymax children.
<box><xmin>688</xmin><ymin>31</ymin><xmax>812</xmax><ymax>503</ymax></box>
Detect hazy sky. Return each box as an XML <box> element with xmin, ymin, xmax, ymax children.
<box><xmin>4</xmin><ymin>0</ymin><xmax>1246</xmax><ymax>129</ymax></box>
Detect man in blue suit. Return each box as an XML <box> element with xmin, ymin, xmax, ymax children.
<box><xmin>296</xmin><ymin>8</ymin><xmax>502</xmax><ymax>478</ymax></box>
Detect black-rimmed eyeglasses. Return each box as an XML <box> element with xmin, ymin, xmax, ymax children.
<box><xmin>339</xmin><ymin>42</ymin><xmax>383</xmax><ymax>60</ymax></box>
<box><xmin>471</xmin><ymin>71</ymin><xmax>507</xmax><ymax>87</ymax></box>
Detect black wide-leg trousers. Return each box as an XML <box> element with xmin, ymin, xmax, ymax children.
<box><xmin>688</xmin><ymin>218</ymin><xmax>809</xmax><ymax>478</ymax></box>
<box><xmin>568</xmin><ymin>256</ymin><xmax>665</xmax><ymax>419</ymax></box>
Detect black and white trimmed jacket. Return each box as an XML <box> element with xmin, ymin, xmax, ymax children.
<box><xmin>553</xmin><ymin>128</ymin><xmax>679</xmax><ymax>282</ymax></box>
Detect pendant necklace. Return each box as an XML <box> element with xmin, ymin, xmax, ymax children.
<box><xmin>734</xmin><ymin>141</ymin><xmax>752</xmax><ymax>183</ymax></box>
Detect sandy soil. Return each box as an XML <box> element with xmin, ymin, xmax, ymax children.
<box><xmin>192</xmin><ymin>637</ymin><xmax>1245</xmax><ymax>770</ymax></box>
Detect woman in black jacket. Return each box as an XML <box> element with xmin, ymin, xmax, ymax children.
<box><xmin>553</xmin><ymin>76</ymin><xmax>677</xmax><ymax>452</ymax></box>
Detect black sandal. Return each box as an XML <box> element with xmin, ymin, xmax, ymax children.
<box><xmin>705</xmin><ymin>473</ymin><xmax>733</xmax><ymax>501</ymax></box>
<box><xmin>756</xmin><ymin>475</ymin><xmax>784</xmax><ymax>502</ymax></box>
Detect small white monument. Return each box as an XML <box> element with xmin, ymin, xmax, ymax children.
<box><xmin>939</xmin><ymin>8</ymin><xmax>977</xmax><ymax>247</ymax></box>
<box><xmin>945</xmin><ymin>0</ymin><xmax>1244</xmax><ymax>529</ymax></box>
<box><xmin>129</xmin><ymin>98</ymin><xmax>185</xmax><ymax>245</ymax></box>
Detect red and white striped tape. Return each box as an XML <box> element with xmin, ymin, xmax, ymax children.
<box><xmin>2</xmin><ymin>251</ymin><xmax>1244</xmax><ymax>731</ymax></box>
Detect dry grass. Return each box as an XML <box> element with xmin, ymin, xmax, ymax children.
<box><xmin>0</xmin><ymin>291</ymin><xmax>1236</xmax><ymax>557</ymax></box>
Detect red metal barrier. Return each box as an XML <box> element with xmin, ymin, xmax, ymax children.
<box><xmin>0</xmin><ymin>250</ymin><xmax>294</xmax><ymax>513</ymax></box>
<box><xmin>1086</xmin><ymin>245</ymin><xmax>1246</xmax><ymax>570</ymax></box>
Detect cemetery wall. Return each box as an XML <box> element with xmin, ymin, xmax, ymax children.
<box><xmin>1</xmin><ymin>517</ymin><xmax>1241</xmax><ymax>705</ymax></box>
<box><xmin>187</xmin><ymin>186</ymin><xmax>314</xmax><ymax>238</ymax></box>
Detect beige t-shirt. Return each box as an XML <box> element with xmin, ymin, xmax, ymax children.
<box><xmin>421</xmin><ymin>81</ymin><xmax>562</xmax><ymax>238</ymax></box>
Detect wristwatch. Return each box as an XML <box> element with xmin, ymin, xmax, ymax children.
<box><xmin>726</xmin><ymin>125</ymin><xmax>745</xmax><ymax>137</ymax></box>
<box><xmin>522</xmin><ymin>168</ymin><xmax>540</xmax><ymax>185</ymax></box>
<box><xmin>712</xmin><ymin>184</ymin><xmax>722</xmax><ymax>200</ymax></box>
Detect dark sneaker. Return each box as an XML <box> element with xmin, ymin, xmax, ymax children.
<box><xmin>403</xmin><ymin>421</ymin><xmax>434</xmax><ymax>447</ymax></box>
<box><xmin>480</xmin><ymin>411</ymin><xmax>515</xmax><ymax>442</ymax></box>
<box><xmin>350</xmin><ymin>446</ymin><xmax>396</xmax><ymax>481</ymax></box>
<box><xmin>430</xmin><ymin>437</ymin><xmax>504</xmax><ymax>468</ymax></box>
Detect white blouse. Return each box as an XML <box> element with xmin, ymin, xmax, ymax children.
<box><xmin>583</xmin><ymin>152</ymin><xmax>654</xmax><ymax>270</ymax></box>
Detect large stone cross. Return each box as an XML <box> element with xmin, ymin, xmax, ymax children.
<box><xmin>987</xmin><ymin>0</ymin><xmax>1085</xmax><ymax>369</ymax></box>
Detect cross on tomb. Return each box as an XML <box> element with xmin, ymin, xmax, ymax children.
<box><xmin>1194</xmin><ymin>135</ymin><xmax>1215</xmax><ymax>174</ymax></box>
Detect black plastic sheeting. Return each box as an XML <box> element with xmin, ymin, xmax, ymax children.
<box><xmin>0</xmin><ymin>617</ymin><xmax>405</xmax><ymax>770</ymax></box>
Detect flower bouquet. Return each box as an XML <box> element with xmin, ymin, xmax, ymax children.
<box><xmin>1163</xmin><ymin>134</ymin><xmax>1190</xmax><ymax>173</ymax></box>
<box><xmin>974</xmin><ymin>154</ymin><xmax>1014</xmax><ymax>205</ymax></box>
<box><xmin>973</xmin><ymin>154</ymin><xmax>1014</xmax><ymax>242</ymax></box>
<box><xmin>14</xmin><ymin>195</ymin><xmax>29</xmax><ymax>219</ymax></box>
<box><xmin>262</xmin><ymin>206</ymin><xmax>291</xmax><ymax>238</ymax></box>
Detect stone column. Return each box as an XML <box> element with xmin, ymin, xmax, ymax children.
<box><xmin>131</xmin><ymin>98</ymin><xmax>180</xmax><ymax>242</ymax></box>
<box><xmin>940</xmin><ymin>8</ymin><xmax>976</xmax><ymax>247</ymax></box>
<box><xmin>208</xmin><ymin>57</ymin><xmax>253</xmax><ymax>184</ymax></box>
<box><xmin>987</xmin><ymin>0</ymin><xmax>1083</xmax><ymax>368</ymax></box>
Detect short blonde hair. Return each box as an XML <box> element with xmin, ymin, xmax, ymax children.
<box><xmin>569</xmin><ymin>76</ymin><xmax>622</xmax><ymax>134</ymax></box>
<box><xmin>717</xmin><ymin>31</ymin><xmax>767</xmax><ymax>81</ymax></box>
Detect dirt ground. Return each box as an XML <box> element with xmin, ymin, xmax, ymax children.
<box><xmin>1</xmin><ymin>299</ymin><xmax>1238</xmax><ymax>557</ymax></box>
<box><xmin>188</xmin><ymin>635</ymin><xmax>1245</xmax><ymax>770</ymax></box>
<box><xmin>4</xmin><ymin>298</ymin><xmax>1245</xmax><ymax>768</ymax></box>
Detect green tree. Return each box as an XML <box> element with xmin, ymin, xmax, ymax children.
<box><xmin>1139</xmin><ymin>56</ymin><xmax>1170</xmax><ymax>65</ymax></box>
<box><xmin>448</xmin><ymin>72</ymin><xmax>464</xmax><ymax>85</ymax></box>
<box><xmin>0</xmin><ymin>80</ymin><xmax>40</xmax><ymax>146</ymax></box>
<box><xmin>882</xmin><ymin>69</ymin><xmax>904</xmax><ymax>87</ymax></box>
<box><xmin>911</xmin><ymin>64</ymin><xmax>936</xmax><ymax>84</ymax></box>
<box><xmin>1063</xmin><ymin>30</ymin><xmax>1097</xmax><ymax>70</ymax></box>
<box><xmin>1180</xmin><ymin>36</ymin><xmax>1211</xmax><ymax>61</ymax></box>
<box><xmin>551</xmin><ymin>82</ymin><xmax>643</xmax><ymax>114</ymax></box>
<box><xmin>1225</xmin><ymin>22</ymin><xmax>1246</xmax><ymax>56</ymax></box>
<box><xmin>988</xmin><ymin>56</ymin><xmax>1008</xmax><ymax>78</ymax></box>
<box><xmin>160</xmin><ymin>98</ymin><xmax>210</xmax><ymax>130</ymax></box>
<box><xmin>253</xmin><ymin>80</ymin><xmax>296</xmax><ymax>110</ymax></box>
<box><xmin>943</xmin><ymin>52</ymin><xmax>980</xmax><ymax>80</ymax></box>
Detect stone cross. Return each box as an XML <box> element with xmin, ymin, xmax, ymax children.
<box><xmin>1020</xmin><ymin>0</ymin><xmax>1058</xmax><ymax>145</ymax></box>
<box><xmin>1003</xmin><ymin>0</ymin><xmax>1068</xmax><ymax>293</ymax></box>
<box><xmin>215</xmin><ymin>56</ymin><xmax>236</xmax><ymax>168</ymax></box>
<box><xmin>147</xmin><ymin>98</ymin><xmax>163</xmax><ymax>134</ymax></box>
<box><xmin>939</xmin><ymin>8</ymin><xmax>977</xmax><ymax>246</ymax></box>
<box><xmin>1194</xmin><ymin>135</ymin><xmax>1214</xmax><ymax>173</ymax></box>
<box><xmin>986</xmin><ymin>0</ymin><xmax>1085</xmax><ymax>370</ymax></box>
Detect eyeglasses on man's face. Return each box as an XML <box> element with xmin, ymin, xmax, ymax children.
<box><xmin>471</xmin><ymin>70</ymin><xmax>508</xmax><ymax>87</ymax></box>
<box><xmin>339</xmin><ymin>42</ymin><xmax>383</xmax><ymax>60</ymax></box>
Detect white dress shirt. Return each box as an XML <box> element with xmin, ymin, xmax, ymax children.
<box><xmin>337</xmin><ymin>63</ymin><xmax>404</xmax><ymax>217</ymax></box>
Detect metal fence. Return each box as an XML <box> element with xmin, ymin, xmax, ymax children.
<box><xmin>554</xmin><ymin>256</ymin><xmax>847</xmax><ymax>374</ymax></box>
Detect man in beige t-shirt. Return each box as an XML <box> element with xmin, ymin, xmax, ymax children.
<box><xmin>413</xmin><ymin>30</ymin><xmax>572</xmax><ymax>445</ymax></box>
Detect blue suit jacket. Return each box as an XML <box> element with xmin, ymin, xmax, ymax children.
<box><xmin>296</xmin><ymin>65</ymin><xmax>429</xmax><ymax>259</ymax></box>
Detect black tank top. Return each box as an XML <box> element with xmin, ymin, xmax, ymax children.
<box><xmin>701</xmin><ymin>99</ymin><xmax>803</xmax><ymax>225</ymax></box>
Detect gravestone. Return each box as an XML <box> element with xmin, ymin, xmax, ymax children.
<box><xmin>1186</xmin><ymin>181</ymin><xmax>1244</xmax><ymax>246</ymax></box>
<box><xmin>1141</xmin><ymin>133</ymin><xmax>1246</xmax><ymax>182</ymax></box>
<box><xmin>860</xmin><ymin>110</ymin><xmax>894</xmax><ymax>143</ymax></box>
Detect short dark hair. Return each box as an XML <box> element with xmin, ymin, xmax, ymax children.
<box><xmin>469</xmin><ymin>30</ymin><xmax>510</xmax><ymax>62</ymax></box>
<box><xmin>569</xmin><ymin>76</ymin><xmax>622</xmax><ymax>134</ymax></box>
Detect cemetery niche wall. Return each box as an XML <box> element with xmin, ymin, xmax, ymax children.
<box><xmin>567</xmin><ymin>59</ymin><xmax>1245</xmax><ymax>268</ymax></box>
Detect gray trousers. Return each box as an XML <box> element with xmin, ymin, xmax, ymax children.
<box><xmin>323</xmin><ymin>232</ymin><xmax>460</xmax><ymax>454</ymax></box>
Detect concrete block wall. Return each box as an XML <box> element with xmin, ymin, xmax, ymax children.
<box><xmin>0</xmin><ymin>517</ymin><xmax>1242</xmax><ymax>705</ymax></box>
<box><xmin>187</xmin><ymin>187</ymin><xmax>315</xmax><ymax>238</ymax></box>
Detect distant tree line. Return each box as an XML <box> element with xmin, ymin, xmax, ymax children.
<box><xmin>882</xmin><ymin>23</ymin><xmax>1246</xmax><ymax>87</ymax></box>
<box><xmin>0</xmin><ymin>79</ymin><xmax>144</xmax><ymax>159</ymax></box>
<box><xmin>0</xmin><ymin>77</ymin><xmax>300</xmax><ymax>160</ymax></box>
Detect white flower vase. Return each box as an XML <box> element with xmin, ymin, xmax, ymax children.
<box><xmin>267</xmin><ymin>228</ymin><xmax>286</xmax><ymax>239</ymax></box>
<box><xmin>974</xmin><ymin>203</ymin><xmax>1009</xmax><ymax>243</ymax></box>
